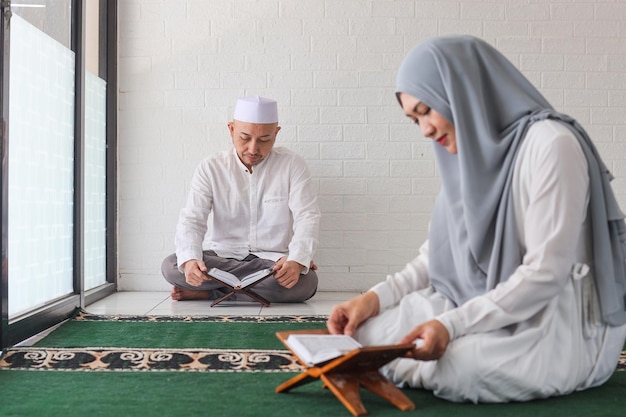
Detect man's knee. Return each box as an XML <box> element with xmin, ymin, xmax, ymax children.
<box><xmin>297</xmin><ymin>270</ymin><xmax>319</xmax><ymax>300</ymax></box>
<box><xmin>161</xmin><ymin>253</ymin><xmax>182</xmax><ymax>284</ymax></box>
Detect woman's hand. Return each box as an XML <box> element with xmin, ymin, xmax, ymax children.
<box><xmin>327</xmin><ymin>292</ymin><xmax>380</xmax><ymax>336</ymax></box>
<box><xmin>398</xmin><ymin>319</ymin><xmax>450</xmax><ymax>361</ymax></box>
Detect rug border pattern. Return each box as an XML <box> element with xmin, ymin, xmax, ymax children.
<box><xmin>0</xmin><ymin>347</ymin><xmax>304</xmax><ymax>372</ymax></box>
<box><xmin>3</xmin><ymin>346</ymin><xmax>624</xmax><ymax>372</ymax></box>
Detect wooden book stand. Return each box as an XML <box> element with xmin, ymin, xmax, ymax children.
<box><xmin>276</xmin><ymin>329</ymin><xmax>416</xmax><ymax>416</ymax></box>
<box><xmin>207</xmin><ymin>272</ymin><xmax>274</xmax><ymax>307</ymax></box>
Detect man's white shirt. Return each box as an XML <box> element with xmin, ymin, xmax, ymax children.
<box><xmin>175</xmin><ymin>146</ymin><xmax>320</xmax><ymax>273</ymax></box>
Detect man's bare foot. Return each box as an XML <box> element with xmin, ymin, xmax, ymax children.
<box><xmin>171</xmin><ymin>286</ymin><xmax>212</xmax><ymax>301</ymax></box>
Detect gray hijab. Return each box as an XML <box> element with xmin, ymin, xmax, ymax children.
<box><xmin>396</xmin><ymin>35</ymin><xmax>626</xmax><ymax>325</ymax></box>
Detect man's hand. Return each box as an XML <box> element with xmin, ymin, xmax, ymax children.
<box><xmin>398</xmin><ymin>319</ymin><xmax>450</xmax><ymax>361</ymax></box>
<box><xmin>327</xmin><ymin>291</ymin><xmax>380</xmax><ymax>337</ymax></box>
<box><xmin>181</xmin><ymin>259</ymin><xmax>209</xmax><ymax>287</ymax></box>
<box><xmin>273</xmin><ymin>257</ymin><xmax>304</xmax><ymax>288</ymax></box>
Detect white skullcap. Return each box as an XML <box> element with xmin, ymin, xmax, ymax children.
<box><xmin>232</xmin><ymin>95</ymin><xmax>278</xmax><ymax>124</ymax></box>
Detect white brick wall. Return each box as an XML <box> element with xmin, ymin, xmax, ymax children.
<box><xmin>118</xmin><ymin>0</ymin><xmax>626</xmax><ymax>292</ymax></box>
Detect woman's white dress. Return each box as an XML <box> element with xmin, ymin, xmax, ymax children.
<box><xmin>355</xmin><ymin>120</ymin><xmax>626</xmax><ymax>403</ymax></box>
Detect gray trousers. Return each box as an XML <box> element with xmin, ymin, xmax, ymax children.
<box><xmin>161</xmin><ymin>251</ymin><xmax>318</xmax><ymax>303</ymax></box>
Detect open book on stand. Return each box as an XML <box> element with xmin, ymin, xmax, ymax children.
<box><xmin>275</xmin><ymin>329</ymin><xmax>416</xmax><ymax>416</ymax></box>
<box><xmin>284</xmin><ymin>333</ymin><xmax>364</xmax><ymax>366</ymax></box>
<box><xmin>206</xmin><ymin>267</ymin><xmax>275</xmax><ymax>307</ymax></box>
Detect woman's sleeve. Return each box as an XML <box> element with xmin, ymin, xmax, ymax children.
<box><xmin>437</xmin><ymin>124</ymin><xmax>590</xmax><ymax>341</ymax></box>
<box><xmin>370</xmin><ymin>240</ymin><xmax>431</xmax><ymax>311</ymax></box>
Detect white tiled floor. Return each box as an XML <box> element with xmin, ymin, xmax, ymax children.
<box><xmin>85</xmin><ymin>290</ymin><xmax>361</xmax><ymax>317</ymax></box>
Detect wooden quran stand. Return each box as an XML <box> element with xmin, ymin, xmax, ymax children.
<box><xmin>207</xmin><ymin>273</ymin><xmax>273</xmax><ymax>307</ymax></box>
<box><xmin>275</xmin><ymin>329</ymin><xmax>416</xmax><ymax>416</ymax></box>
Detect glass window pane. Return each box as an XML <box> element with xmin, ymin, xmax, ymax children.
<box><xmin>11</xmin><ymin>0</ymin><xmax>71</xmax><ymax>48</ymax></box>
<box><xmin>8</xmin><ymin>13</ymin><xmax>75</xmax><ymax>317</ymax></box>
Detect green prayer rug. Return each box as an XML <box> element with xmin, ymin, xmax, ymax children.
<box><xmin>0</xmin><ymin>309</ymin><xmax>625</xmax><ymax>417</ymax></box>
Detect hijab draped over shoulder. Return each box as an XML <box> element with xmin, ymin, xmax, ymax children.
<box><xmin>395</xmin><ymin>35</ymin><xmax>626</xmax><ymax>325</ymax></box>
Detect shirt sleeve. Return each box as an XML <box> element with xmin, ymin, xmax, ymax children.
<box><xmin>174</xmin><ymin>160</ymin><xmax>213</xmax><ymax>271</ymax></box>
<box><xmin>436</xmin><ymin>122</ymin><xmax>590</xmax><ymax>341</ymax></box>
<box><xmin>286</xmin><ymin>154</ymin><xmax>320</xmax><ymax>274</ymax></box>
<box><xmin>370</xmin><ymin>240</ymin><xmax>431</xmax><ymax>311</ymax></box>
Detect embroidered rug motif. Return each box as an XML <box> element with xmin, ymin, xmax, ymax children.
<box><xmin>4</xmin><ymin>346</ymin><xmax>623</xmax><ymax>373</ymax></box>
<box><xmin>0</xmin><ymin>347</ymin><xmax>302</xmax><ymax>372</ymax></box>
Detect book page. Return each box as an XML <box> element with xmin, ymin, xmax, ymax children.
<box><xmin>239</xmin><ymin>268</ymin><xmax>274</xmax><ymax>288</ymax></box>
<box><xmin>207</xmin><ymin>268</ymin><xmax>239</xmax><ymax>287</ymax></box>
<box><xmin>286</xmin><ymin>334</ymin><xmax>362</xmax><ymax>365</ymax></box>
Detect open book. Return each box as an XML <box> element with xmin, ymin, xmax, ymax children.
<box><xmin>284</xmin><ymin>333</ymin><xmax>364</xmax><ymax>366</ymax></box>
<box><xmin>207</xmin><ymin>267</ymin><xmax>274</xmax><ymax>289</ymax></box>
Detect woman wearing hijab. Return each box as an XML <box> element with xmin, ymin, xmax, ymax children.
<box><xmin>327</xmin><ymin>35</ymin><xmax>626</xmax><ymax>403</ymax></box>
